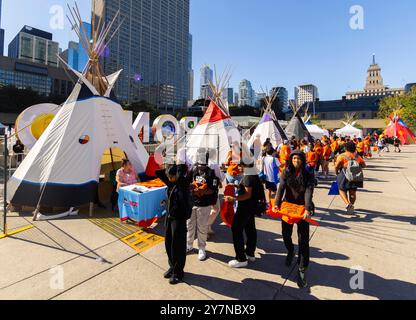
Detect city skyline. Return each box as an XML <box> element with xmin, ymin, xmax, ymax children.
<box><xmin>1</xmin><ymin>0</ymin><xmax>415</xmax><ymax>102</ymax></box>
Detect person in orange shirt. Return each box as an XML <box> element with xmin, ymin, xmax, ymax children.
<box><xmin>306</xmin><ymin>144</ymin><xmax>318</xmax><ymax>175</ymax></box>
<box><xmin>356</xmin><ymin>138</ymin><xmax>365</xmax><ymax>157</ymax></box>
<box><xmin>314</xmin><ymin>140</ymin><xmax>323</xmax><ymax>175</ymax></box>
<box><xmin>321</xmin><ymin>140</ymin><xmax>332</xmax><ymax>179</ymax></box>
<box><xmin>279</xmin><ymin>140</ymin><xmax>292</xmax><ymax>174</ymax></box>
<box><xmin>364</xmin><ymin>136</ymin><xmax>371</xmax><ymax>158</ymax></box>
<box><xmin>225</xmin><ymin>142</ymin><xmax>242</xmax><ymax>185</ymax></box>
<box><xmin>330</xmin><ymin>137</ymin><xmax>339</xmax><ymax>166</ymax></box>
<box><xmin>335</xmin><ymin>142</ymin><xmax>367</xmax><ymax>215</ymax></box>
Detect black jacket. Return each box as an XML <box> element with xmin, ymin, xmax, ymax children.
<box><xmin>275</xmin><ymin>151</ymin><xmax>315</xmax><ymax>211</ymax></box>
<box><xmin>156</xmin><ymin>165</ymin><xmax>192</xmax><ymax>220</ymax></box>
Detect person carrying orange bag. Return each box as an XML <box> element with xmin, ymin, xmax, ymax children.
<box><xmin>274</xmin><ymin>150</ymin><xmax>315</xmax><ymax>288</ymax></box>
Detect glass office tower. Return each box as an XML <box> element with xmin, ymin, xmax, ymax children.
<box><xmin>94</xmin><ymin>0</ymin><xmax>190</xmax><ymax>111</ymax></box>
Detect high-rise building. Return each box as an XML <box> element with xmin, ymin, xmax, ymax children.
<box><xmin>346</xmin><ymin>55</ymin><xmax>404</xmax><ymax>99</ymax></box>
<box><xmin>200</xmin><ymin>84</ymin><xmax>212</xmax><ymax>100</ymax></box>
<box><xmin>200</xmin><ymin>64</ymin><xmax>213</xmax><ymax>98</ymax></box>
<box><xmin>0</xmin><ymin>55</ymin><xmax>75</xmax><ymax>97</ymax></box>
<box><xmin>239</xmin><ymin>79</ymin><xmax>255</xmax><ymax>106</ymax></box>
<box><xmin>188</xmin><ymin>33</ymin><xmax>193</xmax><ymax>100</ymax></box>
<box><xmin>0</xmin><ymin>0</ymin><xmax>4</xmax><ymax>56</ymax></box>
<box><xmin>220</xmin><ymin>87</ymin><xmax>234</xmax><ymax>105</ymax></box>
<box><xmin>234</xmin><ymin>92</ymin><xmax>239</xmax><ymax>105</ymax></box>
<box><xmin>8</xmin><ymin>26</ymin><xmax>59</xmax><ymax>67</ymax></box>
<box><xmin>94</xmin><ymin>0</ymin><xmax>190</xmax><ymax>111</ymax></box>
<box><xmin>60</xmin><ymin>22</ymin><xmax>92</xmax><ymax>72</ymax></box>
<box><xmin>295</xmin><ymin>84</ymin><xmax>319</xmax><ymax>107</ymax></box>
<box><xmin>271</xmin><ymin>86</ymin><xmax>289</xmax><ymax>112</ymax></box>
<box><xmin>255</xmin><ymin>92</ymin><xmax>266</xmax><ymax>108</ymax></box>
<box><xmin>227</xmin><ymin>88</ymin><xmax>234</xmax><ymax>105</ymax></box>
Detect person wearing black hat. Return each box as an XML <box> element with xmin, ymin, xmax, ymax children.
<box><xmin>274</xmin><ymin>150</ymin><xmax>315</xmax><ymax>288</ymax></box>
<box><xmin>156</xmin><ymin>164</ymin><xmax>192</xmax><ymax>285</ymax></box>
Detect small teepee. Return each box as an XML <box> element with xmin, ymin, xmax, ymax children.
<box><xmin>7</xmin><ymin>1</ymin><xmax>149</xmax><ymax>211</ymax></box>
<box><xmin>335</xmin><ymin>113</ymin><xmax>363</xmax><ymax>138</ymax></box>
<box><xmin>285</xmin><ymin>101</ymin><xmax>313</xmax><ymax>142</ymax></box>
<box><xmin>186</xmin><ymin>67</ymin><xmax>247</xmax><ymax>165</ymax></box>
<box><xmin>385</xmin><ymin>108</ymin><xmax>415</xmax><ymax>145</ymax></box>
<box><xmin>248</xmin><ymin>88</ymin><xmax>287</xmax><ymax>151</ymax></box>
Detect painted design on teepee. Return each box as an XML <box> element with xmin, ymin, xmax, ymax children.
<box><xmin>384</xmin><ymin>106</ymin><xmax>416</xmax><ymax>145</ymax></box>
<box><xmin>186</xmin><ymin>68</ymin><xmax>247</xmax><ymax>166</ymax></box>
<box><xmin>79</xmin><ymin>135</ymin><xmax>90</xmax><ymax>145</ymax></box>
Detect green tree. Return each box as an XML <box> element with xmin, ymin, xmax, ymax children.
<box><xmin>378</xmin><ymin>94</ymin><xmax>401</xmax><ymax>122</ymax></box>
<box><xmin>400</xmin><ymin>88</ymin><xmax>416</xmax><ymax>130</ymax></box>
<box><xmin>123</xmin><ymin>100</ymin><xmax>161</xmax><ymax>121</ymax></box>
<box><xmin>379</xmin><ymin>88</ymin><xmax>416</xmax><ymax>130</ymax></box>
<box><xmin>310</xmin><ymin>115</ymin><xmax>321</xmax><ymax>125</ymax></box>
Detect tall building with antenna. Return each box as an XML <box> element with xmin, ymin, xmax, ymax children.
<box><xmin>346</xmin><ymin>55</ymin><xmax>404</xmax><ymax>100</ymax></box>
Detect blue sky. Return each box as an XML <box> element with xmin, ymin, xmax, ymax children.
<box><xmin>3</xmin><ymin>0</ymin><xmax>416</xmax><ymax>100</ymax></box>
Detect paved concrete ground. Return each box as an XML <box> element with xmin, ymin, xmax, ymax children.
<box><xmin>0</xmin><ymin>146</ymin><xmax>415</xmax><ymax>300</ymax></box>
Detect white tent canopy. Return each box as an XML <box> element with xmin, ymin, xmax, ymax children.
<box><xmin>335</xmin><ymin>123</ymin><xmax>363</xmax><ymax>139</ymax></box>
<box><xmin>305</xmin><ymin>124</ymin><xmax>329</xmax><ymax>140</ymax></box>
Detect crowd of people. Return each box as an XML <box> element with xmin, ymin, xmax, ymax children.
<box><xmin>115</xmin><ymin>131</ymin><xmax>402</xmax><ymax>288</ymax></box>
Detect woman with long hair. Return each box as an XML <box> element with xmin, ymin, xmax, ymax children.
<box><xmin>274</xmin><ymin>150</ymin><xmax>315</xmax><ymax>288</ymax></box>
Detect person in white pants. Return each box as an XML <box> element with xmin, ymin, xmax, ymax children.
<box><xmin>187</xmin><ymin>149</ymin><xmax>220</xmax><ymax>261</ymax></box>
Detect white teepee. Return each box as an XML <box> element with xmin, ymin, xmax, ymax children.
<box><xmin>248</xmin><ymin>88</ymin><xmax>287</xmax><ymax>151</ymax></box>
<box><xmin>186</xmin><ymin>68</ymin><xmax>249</xmax><ymax>165</ymax></box>
<box><xmin>335</xmin><ymin>113</ymin><xmax>363</xmax><ymax>138</ymax></box>
<box><xmin>7</xmin><ymin>2</ymin><xmax>149</xmax><ymax>210</ymax></box>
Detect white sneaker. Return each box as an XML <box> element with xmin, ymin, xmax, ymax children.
<box><xmin>246</xmin><ymin>255</ymin><xmax>256</xmax><ymax>262</ymax></box>
<box><xmin>198</xmin><ymin>249</ymin><xmax>207</xmax><ymax>261</ymax></box>
<box><xmin>228</xmin><ymin>260</ymin><xmax>249</xmax><ymax>268</ymax></box>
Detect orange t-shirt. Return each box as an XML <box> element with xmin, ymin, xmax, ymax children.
<box><xmin>322</xmin><ymin>145</ymin><xmax>331</xmax><ymax>161</ymax></box>
<box><xmin>279</xmin><ymin>145</ymin><xmax>291</xmax><ymax>163</ymax></box>
<box><xmin>356</xmin><ymin>142</ymin><xmax>364</xmax><ymax>153</ymax></box>
<box><xmin>314</xmin><ymin>145</ymin><xmax>323</xmax><ymax>158</ymax></box>
<box><xmin>306</xmin><ymin>151</ymin><xmax>318</xmax><ymax>167</ymax></box>
<box><xmin>336</xmin><ymin>152</ymin><xmax>366</xmax><ymax>169</ymax></box>
<box><xmin>227</xmin><ymin>163</ymin><xmax>241</xmax><ymax>176</ymax></box>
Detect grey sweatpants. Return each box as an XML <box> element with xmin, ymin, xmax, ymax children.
<box><xmin>187</xmin><ymin>206</ymin><xmax>211</xmax><ymax>250</ymax></box>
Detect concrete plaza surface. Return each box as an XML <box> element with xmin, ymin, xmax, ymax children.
<box><xmin>0</xmin><ymin>146</ymin><xmax>415</xmax><ymax>300</ymax></box>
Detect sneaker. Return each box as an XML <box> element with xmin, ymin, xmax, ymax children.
<box><xmin>346</xmin><ymin>204</ymin><xmax>355</xmax><ymax>215</ymax></box>
<box><xmin>297</xmin><ymin>269</ymin><xmax>308</xmax><ymax>288</ymax></box>
<box><xmin>285</xmin><ymin>252</ymin><xmax>294</xmax><ymax>267</ymax></box>
<box><xmin>186</xmin><ymin>247</ymin><xmax>195</xmax><ymax>254</ymax></box>
<box><xmin>246</xmin><ymin>255</ymin><xmax>256</xmax><ymax>262</ymax></box>
<box><xmin>164</xmin><ymin>268</ymin><xmax>173</xmax><ymax>279</ymax></box>
<box><xmin>198</xmin><ymin>249</ymin><xmax>207</xmax><ymax>261</ymax></box>
<box><xmin>228</xmin><ymin>260</ymin><xmax>249</xmax><ymax>268</ymax></box>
